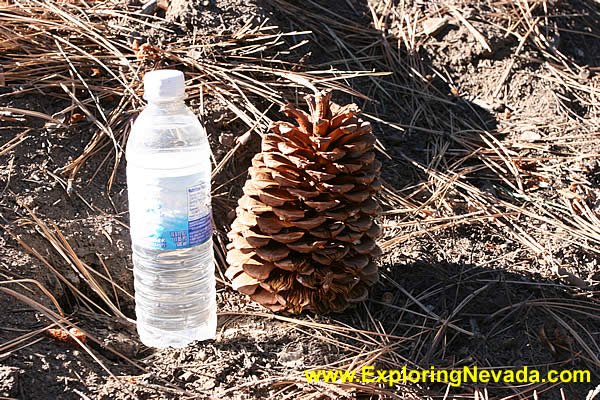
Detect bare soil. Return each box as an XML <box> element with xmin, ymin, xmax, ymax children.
<box><xmin>1</xmin><ymin>0</ymin><xmax>600</xmax><ymax>399</ymax></box>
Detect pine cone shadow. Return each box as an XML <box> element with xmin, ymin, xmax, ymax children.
<box><xmin>365</xmin><ymin>260</ymin><xmax>598</xmax><ymax>377</ymax></box>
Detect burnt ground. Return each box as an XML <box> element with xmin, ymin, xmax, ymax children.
<box><xmin>1</xmin><ymin>0</ymin><xmax>600</xmax><ymax>399</ymax></box>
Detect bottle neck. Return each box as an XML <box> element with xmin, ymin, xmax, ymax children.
<box><xmin>145</xmin><ymin>97</ymin><xmax>187</xmax><ymax>110</ymax></box>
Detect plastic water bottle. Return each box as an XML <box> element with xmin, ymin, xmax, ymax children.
<box><xmin>126</xmin><ymin>70</ymin><xmax>216</xmax><ymax>348</ymax></box>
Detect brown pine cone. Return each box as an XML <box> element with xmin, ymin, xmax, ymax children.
<box><xmin>226</xmin><ymin>90</ymin><xmax>382</xmax><ymax>314</ymax></box>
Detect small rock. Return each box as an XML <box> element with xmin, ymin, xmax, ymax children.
<box><xmin>0</xmin><ymin>366</ymin><xmax>21</xmax><ymax>397</ymax></box>
<box><xmin>278</xmin><ymin>344</ymin><xmax>304</xmax><ymax>368</ymax></box>
<box><xmin>519</xmin><ymin>131</ymin><xmax>541</xmax><ymax>142</ymax></box>
<box><xmin>222</xmin><ymin>328</ymin><xmax>239</xmax><ymax>339</ymax></box>
<box><xmin>492</xmin><ymin>102</ymin><xmax>506</xmax><ymax>112</ymax></box>
<box><xmin>243</xmin><ymin>354</ymin><xmax>254</xmax><ymax>369</ymax></box>
<box><xmin>422</xmin><ymin>17</ymin><xmax>448</xmax><ymax>36</ymax></box>
<box><xmin>64</xmin><ymin>270</ymin><xmax>81</xmax><ymax>286</ymax></box>
<box><xmin>578</xmin><ymin>67</ymin><xmax>591</xmax><ymax>80</ymax></box>
<box><xmin>202</xmin><ymin>378</ymin><xmax>216</xmax><ymax>390</ymax></box>
<box><xmin>139</xmin><ymin>0</ymin><xmax>157</xmax><ymax>15</ymax></box>
<box><xmin>103</xmin><ymin>332</ymin><xmax>138</xmax><ymax>359</ymax></box>
<box><xmin>219</xmin><ymin>132</ymin><xmax>235</xmax><ymax>147</ymax></box>
<box><xmin>382</xmin><ymin>292</ymin><xmax>394</xmax><ymax>304</ymax></box>
<box><xmin>179</xmin><ymin>371</ymin><xmax>196</xmax><ymax>382</ymax></box>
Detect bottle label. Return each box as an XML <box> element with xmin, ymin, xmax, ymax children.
<box><xmin>186</xmin><ymin>185</ymin><xmax>212</xmax><ymax>247</ymax></box>
<box><xmin>130</xmin><ymin>179</ymin><xmax>213</xmax><ymax>250</ymax></box>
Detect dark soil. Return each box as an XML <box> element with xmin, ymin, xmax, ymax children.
<box><xmin>1</xmin><ymin>0</ymin><xmax>600</xmax><ymax>399</ymax></box>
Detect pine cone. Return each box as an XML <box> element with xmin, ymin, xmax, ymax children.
<box><xmin>226</xmin><ymin>90</ymin><xmax>382</xmax><ymax>314</ymax></box>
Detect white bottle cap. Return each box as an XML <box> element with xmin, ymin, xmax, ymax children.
<box><xmin>143</xmin><ymin>69</ymin><xmax>186</xmax><ymax>101</ymax></box>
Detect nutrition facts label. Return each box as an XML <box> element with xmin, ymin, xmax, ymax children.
<box><xmin>129</xmin><ymin>176</ymin><xmax>213</xmax><ymax>250</ymax></box>
<box><xmin>187</xmin><ymin>184</ymin><xmax>212</xmax><ymax>246</ymax></box>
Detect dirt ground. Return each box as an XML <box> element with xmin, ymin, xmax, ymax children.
<box><xmin>1</xmin><ymin>0</ymin><xmax>600</xmax><ymax>399</ymax></box>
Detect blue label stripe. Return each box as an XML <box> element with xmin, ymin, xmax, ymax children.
<box><xmin>189</xmin><ymin>213</ymin><xmax>212</xmax><ymax>246</ymax></box>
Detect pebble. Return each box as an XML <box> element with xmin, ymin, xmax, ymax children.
<box><xmin>203</xmin><ymin>378</ymin><xmax>216</xmax><ymax>390</ymax></box>
<box><xmin>0</xmin><ymin>366</ymin><xmax>21</xmax><ymax>397</ymax></box>
<box><xmin>382</xmin><ymin>292</ymin><xmax>394</xmax><ymax>304</ymax></box>
<box><xmin>578</xmin><ymin>67</ymin><xmax>591</xmax><ymax>80</ymax></box>
<box><xmin>219</xmin><ymin>132</ymin><xmax>235</xmax><ymax>147</ymax></box>
<box><xmin>519</xmin><ymin>131</ymin><xmax>541</xmax><ymax>142</ymax></box>
<box><xmin>139</xmin><ymin>0</ymin><xmax>156</xmax><ymax>15</ymax></box>
<box><xmin>179</xmin><ymin>371</ymin><xmax>196</xmax><ymax>382</ymax></box>
<box><xmin>422</xmin><ymin>17</ymin><xmax>449</xmax><ymax>36</ymax></box>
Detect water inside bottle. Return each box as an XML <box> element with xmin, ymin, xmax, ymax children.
<box><xmin>128</xmin><ymin>149</ymin><xmax>216</xmax><ymax>348</ymax></box>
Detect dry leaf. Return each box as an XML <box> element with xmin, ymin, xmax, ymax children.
<box><xmin>45</xmin><ymin>327</ymin><xmax>87</xmax><ymax>347</ymax></box>
<box><xmin>68</xmin><ymin>112</ymin><xmax>85</xmax><ymax>124</ymax></box>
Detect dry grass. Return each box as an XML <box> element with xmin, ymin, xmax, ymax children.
<box><xmin>317</xmin><ymin>0</ymin><xmax>600</xmax><ymax>285</ymax></box>
<box><xmin>1</xmin><ymin>0</ymin><xmax>600</xmax><ymax>399</ymax></box>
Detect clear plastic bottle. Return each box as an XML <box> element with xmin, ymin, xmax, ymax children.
<box><xmin>126</xmin><ymin>70</ymin><xmax>216</xmax><ymax>348</ymax></box>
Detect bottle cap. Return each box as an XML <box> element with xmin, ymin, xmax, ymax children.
<box><xmin>143</xmin><ymin>69</ymin><xmax>186</xmax><ymax>101</ymax></box>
